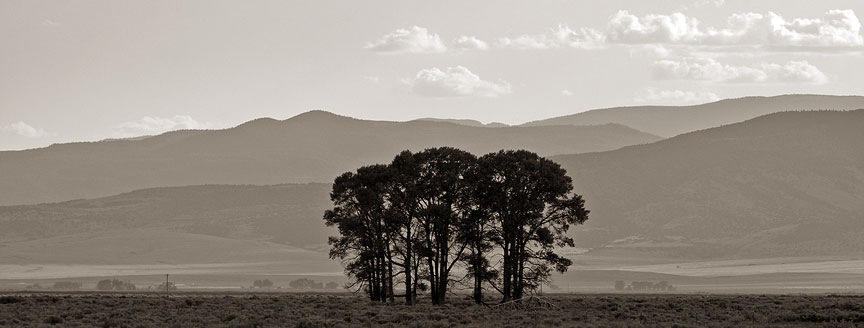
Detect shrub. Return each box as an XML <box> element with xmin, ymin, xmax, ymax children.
<box><xmin>44</xmin><ymin>316</ymin><xmax>64</xmax><ymax>325</ymax></box>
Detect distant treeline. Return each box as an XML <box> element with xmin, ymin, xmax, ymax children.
<box><xmin>325</xmin><ymin>147</ymin><xmax>589</xmax><ymax>305</ymax></box>
<box><xmin>52</xmin><ymin>281</ymin><xmax>82</xmax><ymax>290</ymax></box>
<box><xmin>615</xmin><ymin>280</ymin><xmax>675</xmax><ymax>291</ymax></box>
<box><xmin>251</xmin><ymin>278</ymin><xmax>340</xmax><ymax>290</ymax></box>
<box><xmin>96</xmin><ymin>279</ymin><xmax>136</xmax><ymax>291</ymax></box>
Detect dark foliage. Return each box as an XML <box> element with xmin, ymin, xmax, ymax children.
<box><xmin>325</xmin><ymin>148</ymin><xmax>589</xmax><ymax>305</ymax></box>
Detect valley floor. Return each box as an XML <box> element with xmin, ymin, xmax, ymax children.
<box><xmin>1</xmin><ymin>292</ymin><xmax>864</xmax><ymax>327</ymax></box>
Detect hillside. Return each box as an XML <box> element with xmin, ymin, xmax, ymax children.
<box><xmin>0</xmin><ymin>183</ymin><xmax>332</xmax><ymax>248</ymax></box>
<box><xmin>0</xmin><ymin>183</ymin><xmax>339</xmax><ymax>273</ymax></box>
<box><xmin>0</xmin><ymin>111</ymin><xmax>659</xmax><ymax>205</ymax></box>
<box><xmin>523</xmin><ymin>94</ymin><xmax>864</xmax><ymax>137</ymax></box>
<box><xmin>2</xmin><ymin>111</ymin><xmax>862</xmax><ymax>273</ymax></box>
<box><xmin>413</xmin><ymin>118</ymin><xmax>510</xmax><ymax>128</ymax></box>
<box><xmin>555</xmin><ymin>110</ymin><xmax>864</xmax><ymax>258</ymax></box>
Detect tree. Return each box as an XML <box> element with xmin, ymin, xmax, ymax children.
<box><xmin>387</xmin><ymin>150</ymin><xmax>423</xmax><ymax>305</ymax></box>
<box><xmin>408</xmin><ymin>147</ymin><xmax>477</xmax><ymax>305</ymax></box>
<box><xmin>96</xmin><ymin>280</ymin><xmax>113</xmax><ymax>291</ymax></box>
<box><xmin>253</xmin><ymin>279</ymin><xmax>274</xmax><ymax>288</ymax></box>
<box><xmin>323</xmin><ymin>148</ymin><xmax>589</xmax><ymax>305</ymax></box>
<box><xmin>473</xmin><ymin>150</ymin><xmax>589</xmax><ymax>301</ymax></box>
<box><xmin>96</xmin><ymin>279</ymin><xmax>136</xmax><ymax>291</ymax></box>
<box><xmin>324</xmin><ymin>164</ymin><xmax>395</xmax><ymax>302</ymax></box>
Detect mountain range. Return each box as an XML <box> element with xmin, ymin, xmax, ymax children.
<box><xmin>1</xmin><ymin>94</ymin><xmax>862</xmax><ymax>279</ymax></box>
<box><xmin>0</xmin><ymin>111</ymin><xmax>658</xmax><ymax>206</ymax></box>
<box><xmin>555</xmin><ymin>109</ymin><xmax>864</xmax><ymax>258</ymax></box>
<box><xmin>523</xmin><ymin>94</ymin><xmax>864</xmax><ymax>137</ymax></box>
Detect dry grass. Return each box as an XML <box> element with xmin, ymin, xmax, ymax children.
<box><xmin>1</xmin><ymin>292</ymin><xmax>863</xmax><ymax>327</ymax></box>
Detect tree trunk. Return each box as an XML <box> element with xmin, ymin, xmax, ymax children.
<box><xmin>436</xmin><ymin>235</ymin><xmax>449</xmax><ymax>304</ymax></box>
<box><xmin>387</xmin><ymin>256</ymin><xmax>395</xmax><ymax>304</ymax></box>
<box><xmin>404</xmin><ymin>229</ymin><xmax>413</xmax><ymax>305</ymax></box>
<box><xmin>371</xmin><ymin>257</ymin><xmax>380</xmax><ymax>301</ymax></box>
<box><xmin>501</xmin><ymin>242</ymin><xmax>511</xmax><ymax>302</ymax></box>
<box><xmin>472</xmin><ymin>250</ymin><xmax>483</xmax><ymax>304</ymax></box>
<box><xmin>514</xmin><ymin>238</ymin><xmax>525</xmax><ymax>300</ymax></box>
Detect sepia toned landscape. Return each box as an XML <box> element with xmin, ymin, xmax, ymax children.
<box><xmin>2</xmin><ymin>0</ymin><xmax>864</xmax><ymax>326</ymax></box>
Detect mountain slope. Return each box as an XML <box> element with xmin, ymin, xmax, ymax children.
<box><xmin>0</xmin><ymin>183</ymin><xmax>332</xmax><ymax>248</ymax></box>
<box><xmin>0</xmin><ymin>183</ymin><xmax>339</xmax><ymax>273</ymax></box>
<box><xmin>523</xmin><ymin>94</ymin><xmax>864</xmax><ymax>137</ymax></box>
<box><xmin>554</xmin><ymin>110</ymin><xmax>864</xmax><ymax>258</ymax></box>
<box><xmin>2</xmin><ymin>111</ymin><xmax>862</xmax><ymax>267</ymax></box>
<box><xmin>0</xmin><ymin>111</ymin><xmax>659</xmax><ymax>206</ymax></box>
<box><xmin>413</xmin><ymin>118</ymin><xmax>510</xmax><ymax>128</ymax></box>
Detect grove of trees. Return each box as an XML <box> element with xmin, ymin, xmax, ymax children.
<box><xmin>96</xmin><ymin>279</ymin><xmax>136</xmax><ymax>291</ymax></box>
<box><xmin>324</xmin><ymin>147</ymin><xmax>589</xmax><ymax>305</ymax></box>
<box><xmin>252</xmin><ymin>279</ymin><xmax>274</xmax><ymax>288</ymax></box>
<box><xmin>51</xmin><ymin>281</ymin><xmax>82</xmax><ymax>290</ymax></box>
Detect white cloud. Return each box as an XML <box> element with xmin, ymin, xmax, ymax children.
<box><xmin>608</xmin><ymin>11</ymin><xmax>704</xmax><ymax>44</ymax></box>
<box><xmin>365</xmin><ymin>26</ymin><xmax>447</xmax><ymax>54</ymax></box>
<box><xmin>678</xmin><ymin>0</ymin><xmax>725</xmax><ymax>11</ymax></box>
<box><xmin>1</xmin><ymin>121</ymin><xmax>53</xmax><ymax>138</ymax></box>
<box><xmin>652</xmin><ymin>58</ymin><xmax>828</xmax><ymax>83</ymax></box>
<box><xmin>607</xmin><ymin>9</ymin><xmax>864</xmax><ymax>49</ymax></box>
<box><xmin>561</xmin><ymin>90</ymin><xmax>574</xmax><ymax>96</ymax></box>
<box><xmin>406</xmin><ymin>66</ymin><xmax>511</xmax><ymax>98</ymax></box>
<box><xmin>496</xmin><ymin>25</ymin><xmax>605</xmax><ymax>49</ymax></box>
<box><xmin>634</xmin><ymin>88</ymin><xmax>720</xmax><ymax>105</ymax></box>
<box><xmin>114</xmin><ymin>115</ymin><xmax>214</xmax><ymax>137</ymax></box>
<box><xmin>629</xmin><ymin>44</ymin><xmax>672</xmax><ymax>58</ymax></box>
<box><xmin>453</xmin><ymin>36</ymin><xmax>489</xmax><ymax>50</ymax></box>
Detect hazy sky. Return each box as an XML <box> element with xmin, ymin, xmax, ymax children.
<box><xmin>2</xmin><ymin>0</ymin><xmax>863</xmax><ymax>150</ymax></box>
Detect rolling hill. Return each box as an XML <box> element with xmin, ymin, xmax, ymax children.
<box><xmin>0</xmin><ymin>183</ymin><xmax>332</xmax><ymax>248</ymax></box>
<box><xmin>413</xmin><ymin>118</ymin><xmax>510</xmax><ymax>128</ymax></box>
<box><xmin>0</xmin><ymin>111</ymin><xmax>659</xmax><ymax>206</ymax></box>
<box><xmin>554</xmin><ymin>110</ymin><xmax>864</xmax><ymax>258</ymax></box>
<box><xmin>3</xmin><ymin>110</ymin><xmax>862</xmax><ymax>266</ymax></box>
<box><xmin>523</xmin><ymin>94</ymin><xmax>864</xmax><ymax>137</ymax></box>
<box><xmin>0</xmin><ymin>184</ymin><xmax>339</xmax><ymax>274</ymax></box>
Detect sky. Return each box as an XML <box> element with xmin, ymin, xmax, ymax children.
<box><xmin>1</xmin><ymin>0</ymin><xmax>863</xmax><ymax>150</ymax></box>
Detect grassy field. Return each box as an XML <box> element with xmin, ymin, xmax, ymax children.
<box><xmin>2</xmin><ymin>292</ymin><xmax>864</xmax><ymax>327</ymax></box>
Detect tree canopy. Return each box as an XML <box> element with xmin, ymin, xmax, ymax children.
<box><xmin>324</xmin><ymin>147</ymin><xmax>588</xmax><ymax>305</ymax></box>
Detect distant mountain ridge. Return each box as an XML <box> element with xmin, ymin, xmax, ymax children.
<box><xmin>523</xmin><ymin>94</ymin><xmax>864</xmax><ymax>137</ymax></box>
<box><xmin>0</xmin><ymin>110</ymin><xmax>659</xmax><ymax>205</ymax></box>
<box><xmin>413</xmin><ymin>118</ymin><xmax>510</xmax><ymax>128</ymax></box>
<box><xmin>0</xmin><ymin>183</ymin><xmax>331</xmax><ymax>248</ymax></box>
<box><xmin>1</xmin><ymin>110</ymin><xmax>862</xmax><ymax>266</ymax></box>
<box><xmin>553</xmin><ymin>109</ymin><xmax>864</xmax><ymax>258</ymax></box>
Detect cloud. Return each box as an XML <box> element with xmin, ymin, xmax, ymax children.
<box><xmin>496</xmin><ymin>25</ymin><xmax>605</xmax><ymax>49</ymax></box>
<box><xmin>376</xmin><ymin>10</ymin><xmax>862</xmax><ymax>55</ymax></box>
<box><xmin>652</xmin><ymin>58</ymin><xmax>828</xmax><ymax>83</ymax></box>
<box><xmin>1</xmin><ymin>121</ymin><xmax>53</xmax><ymax>138</ymax></box>
<box><xmin>365</xmin><ymin>26</ymin><xmax>447</xmax><ymax>54</ymax></box>
<box><xmin>561</xmin><ymin>90</ymin><xmax>574</xmax><ymax>96</ymax></box>
<box><xmin>607</xmin><ymin>9</ymin><xmax>863</xmax><ymax>49</ymax></box>
<box><xmin>114</xmin><ymin>115</ymin><xmax>214</xmax><ymax>137</ymax></box>
<box><xmin>406</xmin><ymin>66</ymin><xmax>511</xmax><ymax>98</ymax></box>
<box><xmin>629</xmin><ymin>44</ymin><xmax>672</xmax><ymax>58</ymax></box>
<box><xmin>607</xmin><ymin>11</ymin><xmax>704</xmax><ymax>44</ymax></box>
<box><xmin>677</xmin><ymin>0</ymin><xmax>725</xmax><ymax>11</ymax></box>
<box><xmin>453</xmin><ymin>36</ymin><xmax>489</xmax><ymax>50</ymax></box>
<box><xmin>634</xmin><ymin>88</ymin><xmax>720</xmax><ymax>105</ymax></box>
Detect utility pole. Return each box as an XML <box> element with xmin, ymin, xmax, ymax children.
<box><xmin>166</xmin><ymin>274</ymin><xmax>170</xmax><ymax>293</ymax></box>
